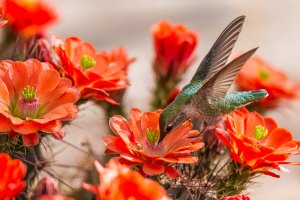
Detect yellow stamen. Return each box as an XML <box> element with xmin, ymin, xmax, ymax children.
<box><xmin>81</xmin><ymin>54</ymin><xmax>96</xmax><ymax>69</ymax></box>
<box><xmin>254</xmin><ymin>125</ymin><xmax>268</xmax><ymax>140</ymax></box>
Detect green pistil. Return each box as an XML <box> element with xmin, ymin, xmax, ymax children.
<box><xmin>81</xmin><ymin>54</ymin><xmax>96</xmax><ymax>69</ymax></box>
<box><xmin>146</xmin><ymin>128</ymin><xmax>159</xmax><ymax>145</ymax></box>
<box><xmin>259</xmin><ymin>69</ymin><xmax>270</xmax><ymax>80</ymax></box>
<box><xmin>22</xmin><ymin>86</ymin><xmax>37</xmax><ymax>101</ymax></box>
<box><xmin>254</xmin><ymin>125</ymin><xmax>268</xmax><ymax>140</ymax></box>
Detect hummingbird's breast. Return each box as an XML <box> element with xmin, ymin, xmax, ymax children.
<box><xmin>183</xmin><ymin>93</ymin><xmax>222</xmax><ymax>123</ymax></box>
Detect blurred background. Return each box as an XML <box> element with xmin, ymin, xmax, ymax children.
<box><xmin>49</xmin><ymin>1</ymin><xmax>300</xmax><ymax>199</ymax></box>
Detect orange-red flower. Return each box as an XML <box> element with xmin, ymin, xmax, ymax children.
<box><xmin>0</xmin><ymin>153</ymin><xmax>27</xmax><ymax>200</ymax></box>
<box><xmin>99</xmin><ymin>47</ymin><xmax>135</xmax><ymax>71</ymax></box>
<box><xmin>2</xmin><ymin>0</ymin><xmax>57</xmax><ymax>37</ymax></box>
<box><xmin>215</xmin><ymin>108</ymin><xmax>300</xmax><ymax>178</ymax></box>
<box><xmin>152</xmin><ymin>21</ymin><xmax>198</xmax><ymax>80</ymax></box>
<box><xmin>219</xmin><ymin>194</ymin><xmax>250</xmax><ymax>200</ymax></box>
<box><xmin>103</xmin><ymin>108</ymin><xmax>203</xmax><ymax>177</ymax></box>
<box><xmin>52</xmin><ymin>36</ymin><xmax>134</xmax><ymax>104</ymax></box>
<box><xmin>83</xmin><ymin>159</ymin><xmax>171</xmax><ymax>200</ymax></box>
<box><xmin>0</xmin><ymin>59</ymin><xmax>80</xmax><ymax>146</ymax></box>
<box><xmin>236</xmin><ymin>55</ymin><xmax>300</xmax><ymax>107</ymax></box>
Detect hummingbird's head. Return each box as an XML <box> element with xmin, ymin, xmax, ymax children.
<box><xmin>159</xmin><ymin>109</ymin><xmax>187</xmax><ymax>141</ymax></box>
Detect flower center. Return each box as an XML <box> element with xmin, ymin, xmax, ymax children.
<box><xmin>258</xmin><ymin>69</ymin><xmax>270</xmax><ymax>80</ymax></box>
<box><xmin>81</xmin><ymin>54</ymin><xmax>96</xmax><ymax>69</ymax></box>
<box><xmin>12</xmin><ymin>86</ymin><xmax>39</xmax><ymax>119</ymax></box>
<box><xmin>146</xmin><ymin>128</ymin><xmax>159</xmax><ymax>145</ymax></box>
<box><xmin>254</xmin><ymin>125</ymin><xmax>268</xmax><ymax>141</ymax></box>
<box><xmin>22</xmin><ymin>86</ymin><xmax>37</xmax><ymax>101</ymax></box>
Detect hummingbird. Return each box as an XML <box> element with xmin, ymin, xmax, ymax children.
<box><xmin>159</xmin><ymin>16</ymin><xmax>268</xmax><ymax>139</ymax></box>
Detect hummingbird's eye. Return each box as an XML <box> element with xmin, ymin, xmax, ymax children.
<box><xmin>166</xmin><ymin>124</ymin><xmax>172</xmax><ymax>133</ymax></box>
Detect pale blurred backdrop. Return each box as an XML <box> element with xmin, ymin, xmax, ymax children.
<box><xmin>49</xmin><ymin>1</ymin><xmax>300</xmax><ymax>199</ymax></box>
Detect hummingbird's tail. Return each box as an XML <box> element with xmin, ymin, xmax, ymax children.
<box><xmin>215</xmin><ymin>89</ymin><xmax>268</xmax><ymax>113</ymax></box>
<box><xmin>247</xmin><ymin>89</ymin><xmax>269</xmax><ymax>100</ymax></box>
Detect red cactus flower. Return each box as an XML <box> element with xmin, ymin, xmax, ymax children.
<box><xmin>99</xmin><ymin>47</ymin><xmax>135</xmax><ymax>71</ymax></box>
<box><xmin>103</xmin><ymin>108</ymin><xmax>203</xmax><ymax>178</ymax></box>
<box><xmin>0</xmin><ymin>153</ymin><xmax>27</xmax><ymax>200</ymax></box>
<box><xmin>236</xmin><ymin>55</ymin><xmax>300</xmax><ymax>107</ymax></box>
<box><xmin>83</xmin><ymin>159</ymin><xmax>171</xmax><ymax>200</ymax></box>
<box><xmin>152</xmin><ymin>20</ymin><xmax>198</xmax><ymax>80</ymax></box>
<box><xmin>215</xmin><ymin>108</ymin><xmax>300</xmax><ymax>178</ymax></box>
<box><xmin>219</xmin><ymin>194</ymin><xmax>250</xmax><ymax>200</ymax></box>
<box><xmin>52</xmin><ymin>36</ymin><xmax>133</xmax><ymax>105</ymax></box>
<box><xmin>0</xmin><ymin>59</ymin><xmax>80</xmax><ymax>146</ymax></box>
<box><xmin>3</xmin><ymin>0</ymin><xmax>57</xmax><ymax>37</ymax></box>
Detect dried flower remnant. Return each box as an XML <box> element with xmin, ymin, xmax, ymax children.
<box><xmin>83</xmin><ymin>159</ymin><xmax>172</xmax><ymax>200</ymax></box>
<box><xmin>215</xmin><ymin>108</ymin><xmax>300</xmax><ymax>178</ymax></box>
<box><xmin>103</xmin><ymin>108</ymin><xmax>203</xmax><ymax>177</ymax></box>
<box><xmin>52</xmin><ymin>36</ymin><xmax>134</xmax><ymax>104</ymax></box>
<box><xmin>0</xmin><ymin>59</ymin><xmax>79</xmax><ymax>146</ymax></box>
<box><xmin>32</xmin><ymin>177</ymin><xmax>60</xmax><ymax>199</ymax></box>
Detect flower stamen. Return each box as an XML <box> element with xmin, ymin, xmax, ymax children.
<box><xmin>254</xmin><ymin>125</ymin><xmax>268</xmax><ymax>141</ymax></box>
<box><xmin>146</xmin><ymin>128</ymin><xmax>159</xmax><ymax>145</ymax></box>
<box><xmin>13</xmin><ymin>86</ymin><xmax>39</xmax><ymax>119</ymax></box>
<box><xmin>258</xmin><ymin>69</ymin><xmax>270</xmax><ymax>80</ymax></box>
<box><xmin>22</xmin><ymin>86</ymin><xmax>37</xmax><ymax>101</ymax></box>
<box><xmin>81</xmin><ymin>54</ymin><xmax>96</xmax><ymax>69</ymax></box>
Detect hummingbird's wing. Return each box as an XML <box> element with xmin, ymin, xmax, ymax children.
<box><xmin>197</xmin><ymin>47</ymin><xmax>258</xmax><ymax>101</ymax></box>
<box><xmin>190</xmin><ymin>16</ymin><xmax>245</xmax><ymax>83</ymax></box>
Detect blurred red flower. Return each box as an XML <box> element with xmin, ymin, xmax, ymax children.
<box><xmin>215</xmin><ymin>108</ymin><xmax>300</xmax><ymax>178</ymax></box>
<box><xmin>0</xmin><ymin>153</ymin><xmax>26</xmax><ymax>200</ymax></box>
<box><xmin>83</xmin><ymin>159</ymin><xmax>171</xmax><ymax>200</ymax></box>
<box><xmin>152</xmin><ymin>20</ymin><xmax>198</xmax><ymax>81</ymax></box>
<box><xmin>99</xmin><ymin>47</ymin><xmax>135</xmax><ymax>71</ymax></box>
<box><xmin>38</xmin><ymin>195</ymin><xmax>75</xmax><ymax>200</ymax></box>
<box><xmin>33</xmin><ymin>177</ymin><xmax>74</xmax><ymax>200</ymax></box>
<box><xmin>3</xmin><ymin>0</ymin><xmax>57</xmax><ymax>37</ymax></box>
<box><xmin>236</xmin><ymin>55</ymin><xmax>300</xmax><ymax>107</ymax></box>
<box><xmin>219</xmin><ymin>194</ymin><xmax>250</xmax><ymax>200</ymax></box>
<box><xmin>0</xmin><ymin>7</ymin><xmax>8</xmax><ymax>27</ymax></box>
<box><xmin>103</xmin><ymin>108</ymin><xmax>203</xmax><ymax>177</ymax></box>
<box><xmin>0</xmin><ymin>59</ymin><xmax>79</xmax><ymax>146</ymax></box>
<box><xmin>52</xmin><ymin>36</ymin><xmax>134</xmax><ymax>105</ymax></box>
<box><xmin>163</xmin><ymin>88</ymin><xmax>180</xmax><ymax>108</ymax></box>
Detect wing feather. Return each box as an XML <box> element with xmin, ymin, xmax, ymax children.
<box><xmin>199</xmin><ymin>47</ymin><xmax>258</xmax><ymax>100</ymax></box>
<box><xmin>191</xmin><ymin>16</ymin><xmax>245</xmax><ymax>83</ymax></box>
